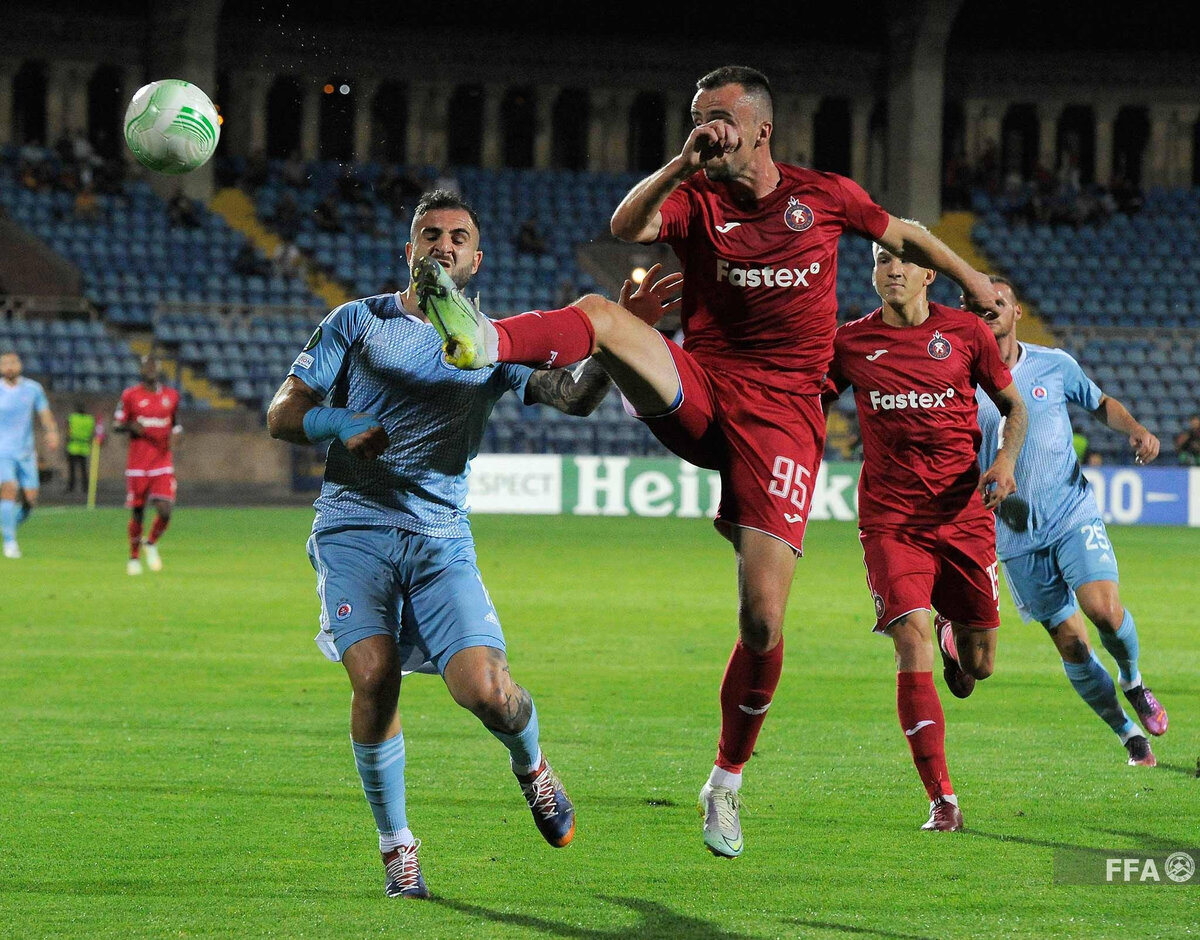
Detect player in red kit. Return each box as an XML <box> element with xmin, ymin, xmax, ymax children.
<box><xmin>824</xmin><ymin>228</ymin><xmax>1027</xmax><ymax>831</ymax></box>
<box><xmin>114</xmin><ymin>354</ymin><xmax>181</xmax><ymax>575</ymax></box>
<box><xmin>419</xmin><ymin>66</ymin><xmax>1004</xmax><ymax>857</ymax></box>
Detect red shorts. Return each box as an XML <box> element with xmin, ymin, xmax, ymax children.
<box><xmin>635</xmin><ymin>338</ymin><xmax>825</xmax><ymax>553</ymax></box>
<box><xmin>860</xmin><ymin>513</ymin><xmax>1000</xmax><ymax>632</ymax></box>
<box><xmin>125</xmin><ymin>469</ymin><xmax>177</xmax><ymax>508</ymax></box>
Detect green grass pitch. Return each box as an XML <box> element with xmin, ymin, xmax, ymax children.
<box><xmin>2</xmin><ymin>508</ymin><xmax>1196</xmax><ymax>939</ymax></box>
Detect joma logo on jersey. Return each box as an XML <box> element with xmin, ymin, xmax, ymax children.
<box><xmin>868</xmin><ymin>387</ymin><xmax>957</xmax><ymax>410</ymax></box>
<box><xmin>716</xmin><ymin>258</ymin><xmax>821</xmax><ymax>289</ymax></box>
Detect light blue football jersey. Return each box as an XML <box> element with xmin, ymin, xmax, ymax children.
<box><xmin>975</xmin><ymin>343</ymin><xmax>1103</xmax><ymax>559</ymax></box>
<box><xmin>0</xmin><ymin>377</ymin><xmax>49</xmax><ymax>458</ymax></box>
<box><xmin>289</xmin><ymin>292</ymin><xmax>532</xmax><ymax>537</ymax></box>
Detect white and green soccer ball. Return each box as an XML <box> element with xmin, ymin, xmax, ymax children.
<box><xmin>123</xmin><ymin>79</ymin><xmax>221</xmax><ymax>175</ymax></box>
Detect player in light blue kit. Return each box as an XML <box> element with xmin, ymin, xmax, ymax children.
<box><xmin>971</xmin><ymin>276</ymin><xmax>1167</xmax><ymax>767</ymax></box>
<box><xmin>268</xmin><ymin>190</ymin><xmax>678</xmax><ymax>898</ymax></box>
<box><xmin>0</xmin><ymin>351</ymin><xmax>59</xmax><ymax>559</ymax></box>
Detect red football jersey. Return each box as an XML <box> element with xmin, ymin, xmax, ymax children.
<box><xmin>826</xmin><ymin>303</ymin><xmax>1012</xmax><ymax>527</ymax></box>
<box><xmin>657</xmin><ymin>163</ymin><xmax>890</xmax><ymax>391</ymax></box>
<box><xmin>116</xmin><ymin>383</ymin><xmax>180</xmax><ymax>471</ymax></box>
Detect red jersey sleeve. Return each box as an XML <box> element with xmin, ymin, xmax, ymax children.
<box><xmin>971</xmin><ymin>317</ymin><xmax>1013</xmax><ymax>396</ymax></box>
<box><xmin>833</xmin><ymin>174</ymin><xmax>890</xmax><ymax>240</ymax></box>
<box><xmin>656</xmin><ymin>186</ymin><xmax>695</xmax><ymax>243</ymax></box>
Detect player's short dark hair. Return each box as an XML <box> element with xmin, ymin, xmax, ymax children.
<box><xmin>696</xmin><ymin>66</ymin><xmax>774</xmax><ymax>113</ymax></box>
<box><xmin>988</xmin><ymin>273</ymin><xmax>1018</xmax><ymax>292</ymax></box>
<box><xmin>411</xmin><ymin>190</ymin><xmax>482</xmax><ymax>241</ymax></box>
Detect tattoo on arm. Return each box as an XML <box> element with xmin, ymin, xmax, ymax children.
<box><xmin>525</xmin><ymin>358</ymin><xmax>613</xmax><ymax>416</ymax></box>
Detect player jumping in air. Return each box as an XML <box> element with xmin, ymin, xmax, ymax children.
<box><xmin>973</xmin><ymin>276</ymin><xmax>1167</xmax><ymax>767</ymax></box>
<box><xmin>114</xmin><ymin>354</ymin><xmax>180</xmax><ymax>575</ymax></box>
<box><xmin>823</xmin><ymin>233</ymin><xmax>1027</xmax><ymax>832</ymax></box>
<box><xmin>268</xmin><ymin>190</ymin><xmax>680</xmax><ymax>898</ymax></box>
<box><xmin>419</xmin><ymin>66</ymin><xmax>1004</xmax><ymax>856</ymax></box>
<box><xmin>0</xmin><ymin>350</ymin><xmax>59</xmax><ymax>558</ymax></box>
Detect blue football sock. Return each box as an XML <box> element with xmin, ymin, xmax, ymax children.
<box><xmin>351</xmin><ymin>733</ymin><xmax>410</xmax><ymax>853</ymax></box>
<box><xmin>1063</xmin><ymin>652</ymin><xmax>1137</xmax><ymax>739</ymax></box>
<box><xmin>1098</xmin><ymin>610</ymin><xmax>1141</xmax><ymax>687</ymax></box>
<box><xmin>488</xmin><ymin>699</ymin><xmax>542</xmax><ymax>774</ymax></box>
<box><xmin>0</xmin><ymin>500</ymin><xmax>16</xmax><ymax>543</ymax></box>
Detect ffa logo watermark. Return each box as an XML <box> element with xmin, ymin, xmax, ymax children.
<box><xmin>335</xmin><ymin>601</ymin><xmax>353</xmax><ymax>621</ymax></box>
<box><xmin>1055</xmin><ymin>848</ymin><xmax>1198</xmax><ymax>885</ymax></box>
<box><xmin>927</xmin><ymin>331</ymin><xmax>952</xmax><ymax>360</ymax></box>
<box><xmin>783</xmin><ymin>197</ymin><xmax>815</xmax><ymax>232</ymax></box>
<box><xmin>1031</xmin><ymin>385</ymin><xmax>1048</xmax><ymax>400</ymax></box>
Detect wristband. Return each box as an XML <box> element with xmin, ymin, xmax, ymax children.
<box><xmin>302</xmin><ymin>406</ymin><xmax>380</xmax><ymax>445</ymax></box>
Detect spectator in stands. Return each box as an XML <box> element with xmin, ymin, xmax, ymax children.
<box><xmin>313</xmin><ymin>193</ymin><xmax>344</xmax><ymax>233</ymax></box>
<box><xmin>282</xmin><ymin>152</ymin><xmax>306</xmax><ymax>188</ymax></box>
<box><xmin>233</xmin><ymin>242</ymin><xmax>270</xmax><ymax>278</ymax></box>
<box><xmin>274</xmin><ymin>192</ymin><xmax>302</xmax><ymax>243</ymax></box>
<box><xmin>1174</xmin><ymin>415</ymin><xmax>1200</xmax><ymax>465</ymax></box>
<box><xmin>271</xmin><ymin>240</ymin><xmax>303</xmax><ymax>279</ymax></box>
<box><xmin>73</xmin><ymin>185</ymin><xmax>99</xmax><ymax>222</ymax></box>
<box><xmin>167</xmin><ymin>190</ymin><xmax>200</xmax><ymax>229</ymax></box>
<box><xmin>517</xmin><ymin>215</ymin><xmax>545</xmax><ymax>255</ymax></box>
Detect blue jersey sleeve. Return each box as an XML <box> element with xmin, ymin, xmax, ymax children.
<box><xmin>1059</xmin><ymin>353</ymin><xmax>1103</xmax><ymax>410</ymax></box>
<box><xmin>289</xmin><ymin>302</ymin><xmax>368</xmax><ymax>398</ymax></box>
<box><xmin>32</xmin><ymin>381</ymin><xmax>49</xmax><ymax>412</ymax></box>
<box><xmin>499</xmin><ymin>363</ymin><xmax>533</xmax><ymax>401</ymax></box>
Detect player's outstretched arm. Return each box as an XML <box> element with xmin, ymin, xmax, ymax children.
<box><xmin>611</xmin><ymin>122</ymin><xmax>738</xmax><ymax>243</ymax></box>
<box><xmin>877</xmin><ymin>216</ymin><xmax>1003</xmax><ymax>320</ymax></box>
<box><xmin>978</xmin><ymin>382</ymin><xmax>1027</xmax><ymax>510</ymax></box>
<box><xmin>1093</xmin><ymin>395</ymin><xmax>1160</xmax><ymax>465</ymax></box>
<box><xmin>267</xmin><ymin>375</ymin><xmax>389</xmax><ymax>461</ymax></box>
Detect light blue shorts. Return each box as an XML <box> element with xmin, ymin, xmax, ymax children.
<box><xmin>1001</xmin><ymin>518</ymin><xmax>1120</xmax><ymax>629</ymax></box>
<box><xmin>0</xmin><ymin>453</ymin><xmax>39</xmax><ymax>490</ymax></box>
<box><xmin>306</xmin><ymin>526</ymin><xmax>506</xmax><ymax>674</ymax></box>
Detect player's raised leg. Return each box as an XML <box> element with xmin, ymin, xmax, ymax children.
<box><xmin>416</xmin><ymin>255</ymin><xmax>683</xmax><ymax>418</ymax></box>
<box><xmin>443</xmin><ymin>646</ymin><xmax>575</xmax><ymax>848</ymax></box>
<box><xmin>699</xmin><ymin>528</ymin><xmax>793</xmax><ymax>858</ymax></box>
<box><xmin>1047</xmin><ymin>611</ymin><xmax>1154</xmax><ymax>766</ymax></box>
<box><xmin>342</xmin><ymin>635</ymin><xmax>429</xmax><ymax>899</ymax></box>
<box><xmin>889</xmin><ymin>612</ymin><xmax>962</xmax><ymax>831</ymax></box>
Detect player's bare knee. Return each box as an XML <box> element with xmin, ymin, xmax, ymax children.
<box><xmin>738</xmin><ymin>611</ymin><xmax>782</xmax><ymax>653</ymax></box>
<box><xmin>572</xmin><ymin>294</ymin><xmax>624</xmax><ymax>343</ymax></box>
<box><xmin>1088</xmin><ymin>603</ymin><xmax>1125</xmax><ymax>634</ymax></box>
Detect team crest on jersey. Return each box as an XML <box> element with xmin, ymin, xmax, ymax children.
<box><xmin>927</xmin><ymin>331</ymin><xmax>952</xmax><ymax>360</ymax></box>
<box><xmin>1031</xmin><ymin>385</ymin><xmax>1048</xmax><ymax>400</ymax></box>
<box><xmin>303</xmin><ymin>326</ymin><xmax>322</xmax><ymax>352</ymax></box>
<box><xmin>783</xmin><ymin>197</ymin><xmax>815</xmax><ymax>232</ymax></box>
<box><xmin>335</xmin><ymin>601</ymin><xmax>352</xmax><ymax>620</ymax></box>
<box><xmin>872</xmin><ymin>593</ymin><xmax>885</xmax><ymax>619</ymax></box>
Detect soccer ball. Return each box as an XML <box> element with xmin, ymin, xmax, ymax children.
<box><xmin>123</xmin><ymin>79</ymin><xmax>221</xmax><ymax>175</ymax></box>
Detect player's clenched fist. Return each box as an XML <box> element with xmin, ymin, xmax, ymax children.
<box><xmin>680</xmin><ymin>121</ymin><xmax>740</xmax><ymax>170</ymax></box>
<box><xmin>345</xmin><ymin>420</ymin><xmax>389</xmax><ymax>461</ymax></box>
<box><xmin>978</xmin><ymin>458</ymin><xmax>1017</xmax><ymax>511</ymax></box>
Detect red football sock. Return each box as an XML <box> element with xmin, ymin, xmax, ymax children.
<box><xmin>493</xmin><ymin>305</ymin><xmax>595</xmax><ymax>369</ymax></box>
<box><xmin>128</xmin><ymin>517</ymin><xmax>143</xmax><ymax>559</ymax></box>
<box><xmin>715</xmin><ymin>638</ymin><xmax>784</xmax><ymax>773</ymax></box>
<box><xmin>148</xmin><ymin>515</ymin><xmax>169</xmax><ymax>545</ymax></box>
<box><xmin>897</xmin><ymin>671</ymin><xmax>953</xmax><ymax>800</ymax></box>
